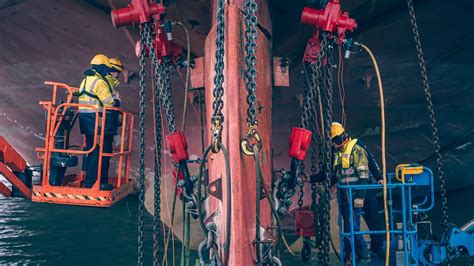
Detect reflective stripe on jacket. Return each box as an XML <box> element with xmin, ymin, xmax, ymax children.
<box><xmin>78</xmin><ymin>74</ymin><xmax>116</xmax><ymax>112</ymax></box>
<box><xmin>333</xmin><ymin>138</ymin><xmax>370</xmax><ymax>200</ymax></box>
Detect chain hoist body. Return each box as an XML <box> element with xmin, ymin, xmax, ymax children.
<box><xmin>301</xmin><ymin>0</ymin><xmax>357</xmax><ymax>44</ymax></box>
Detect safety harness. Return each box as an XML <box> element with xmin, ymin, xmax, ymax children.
<box><xmin>77</xmin><ymin>71</ymin><xmax>114</xmax><ymax>109</ymax></box>
<box><xmin>334</xmin><ymin>138</ymin><xmax>358</xmax><ymax>170</ymax></box>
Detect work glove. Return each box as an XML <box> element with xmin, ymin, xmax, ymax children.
<box><xmin>113</xmin><ymin>92</ymin><xmax>121</xmax><ymax>101</ymax></box>
<box><xmin>113</xmin><ymin>99</ymin><xmax>121</xmax><ymax>108</ymax></box>
<box><xmin>354</xmin><ymin>198</ymin><xmax>364</xmax><ymax>208</ymax></box>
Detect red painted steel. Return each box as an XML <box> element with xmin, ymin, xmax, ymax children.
<box><xmin>0</xmin><ymin>136</ymin><xmax>27</xmax><ymax>172</ymax></box>
<box><xmin>303</xmin><ymin>30</ymin><xmax>326</xmax><ymax>64</ymax></box>
<box><xmin>273</xmin><ymin>57</ymin><xmax>290</xmax><ymax>87</ymax></box>
<box><xmin>134</xmin><ymin>25</ymin><xmax>183</xmax><ymax>62</ymax></box>
<box><xmin>0</xmin><ymin>163</ymin><xmax>31</xmax><ymax>199</ymax></box>
<box><xmin>295</xmin><ymin>209</ymin><xmax>315</xmax><ymax>237</ymax></box>
<box><xmin>167</xmin><ymin>131</ymin><xmax>190</xmax><ymax>163</ymax></box>
<box><xmin>205</xmin><ymin>2</ymin><xmax>272</xmax><ymax>264</ymax></box>
<box><xmin>0</xmin><ymin>181</ymin><xmax>11</xmax><ymax>198</ymax></box>
<box><xmin>289</xmin><ymin>127</ymin><xmax>312</xmax><ymax>161</ymax></box>
<box><xmin>301</xmin><ymin>0</ymin><xmax>357</xmax><ymax>44</ymax></box>
<box><xmin>111</xmin><ymin>0</ymin><xmax>166</xmax><ymax>28</ymax></box>
<box><xmin>0</xmin><ymin>136</ymin><xmax>31</xmax><ymax>198</ymax></box>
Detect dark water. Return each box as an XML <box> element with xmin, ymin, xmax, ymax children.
<box><xmin>1</xmin><ymin>186</ymin><xmax>473</xmax><ymax>265</ymax></box>
<box><xmin>0</xmin><ymin>195</ymin><xmax>157</xmax><ymax>265</ymax></box>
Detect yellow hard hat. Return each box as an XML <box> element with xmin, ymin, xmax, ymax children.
<box><xmin>90</xmin><ymin>54</ymin><xmax>111</xmax><ymax>66</ymax></box>
<box><xmin>330</xmin><ymin>122</ymin><xmax>345</xmax><ymax>139</ymax></box>
<box><xmin>109</xmin><ymin>57</ymin><xmax>124</xmax><ymax>72</ymax></box>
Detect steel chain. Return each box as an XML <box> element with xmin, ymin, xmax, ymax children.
<box><xmin>300</xmin><ymin>64</ymin><xmax>316</xmax><ymax>130</ymax></box>
<box><xmin>150</xmin><ymin>46</ymin><xmax>164</xmax><ymax>266</ymax></box>
<box><xmin>312</xmin><ymin>32</ymin><xmax>332</xmax><ymax>265</ymax></box>
<box><xmin>323</xmin><ymin>36</ymin><xmax>335</xmax><ymax>265</ymax></box>
<box><xmin>407</xmin><ymin>0</ymin><xmax>448</xmax><ymax>235</ymax></box>
<box><xmin>212</xmin><ymin>0</ymin><xmax>225</xmax><ymax>122</ymax></box>
<box><xmin>137</xmin><ymin>22</ymin><xmax>151</xmax><ymax>266</ymax></box>
<box><xmin>160</xmin><ymin>57</ymin><xmax>177</xmax><ymax>133</ymax></box>
<box><xmin>309</xmin><ymin>57</ymin><xmax>325</xmax><ymax>254</ymax></box>
<box><xmin>300</xmin><ymin>72</ymin><xmax>310</xmax><ymax>129</ymax></box>
<box><xmin>196</xmin><ymin>1</ymin><xmax>229</xmax><ymax>263</ymax></box>
<box><xmin>244</xmin><ymin>0</ymin><xmax>259</xmax><ymax>126</ymax></box>
<box><xmin>298</xmin><ymin>179</ymin><xmax>304</xmax><ymax>210</ymax></box>
<box><xmin>208</xmin><ymin>0</ymin><xmax>226</xmax><ymax>153</ymax></box>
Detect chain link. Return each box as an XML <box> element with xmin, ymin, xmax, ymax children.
<box><xmin>159</xmin><ymin>57</ymin><xmax>177</xmax><ymax>133</ymax></box>
<box><xmin>152</xmin><ymin>84</ymin><xmax>163</xmax><ymax>266</ymax></box>
<box><xmin>209</xmin><ymin>0</ymin><xmax>226</xmax><ymax>153</ymax></box>
<box><xmin>137</xmin><ymin>22</ymin><xmax>151</xmax><ymax>266</ymax></box>
<box><xmin>323</xmin><ymin>36</ymin><xmax>335</xmax><ymax>265</ymax></box>
<box><xmin>244</xmin><ymin>0</ymin><xmax>259</xmax><ymax>127</ymax></box>
<box><xmin>150</xmin><ymin>42</ymin><xmax>163</xmax><ymax>266</ymax></box>
<box><xmin>300</xmin><ymin>64</ymin><xmax>316</xmax><ymax>129</ymax></box>
<box><xmin>211</xmin><ymin>0</ymin><xmax>225</xmax><ymax>123</ymax></box>
<box><xmin>298</xmin><ymin>179</ymin><xmax>304</xmax><ymax>210</ymax></box>
<box><xmin>311</xmin><ymin>32</ymin><xmax>332</xmax><ymax>265</ymax></box>
<box><xmin>407</xmin><ymin>0</ymin><xmax>448</xmax><ymax>235</ymax></box>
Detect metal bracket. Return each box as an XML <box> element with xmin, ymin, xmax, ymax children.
<box><xmin>208</xmin><ymin>177</ymin><xmax>222</xmax><ymax>200</ymax></box>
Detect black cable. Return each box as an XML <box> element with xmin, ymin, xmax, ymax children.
<box><xmin>196</xmin><ymin>143</ymin><xmax>231</xmax><ymax>265</ymax></box>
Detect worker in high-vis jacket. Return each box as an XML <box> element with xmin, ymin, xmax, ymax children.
<box><xmin>78</xmin><ymin>54</ymin><xmax>120</xmax><ymax>190</ymax></box>
<box><xmin>331</xmin><ymin>122</ymin><xmax>371</xmax><ymax>264</ymax></box>
<box><xmin>107</xmin><ymin>57</ymin><xmax>124</xmax><ymax>109</ymax></box>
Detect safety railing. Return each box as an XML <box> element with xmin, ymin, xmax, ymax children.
<box><xmin>337</xmin><ymin>166</ymin><xmax>434</xmax><ymax>266</ymax></box>
<box><xmin>36</xmin><ymin>81</ymin><xmax>134</xmax><ymax>190</ymax></box>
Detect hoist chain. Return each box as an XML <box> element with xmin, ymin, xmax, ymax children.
<box><xmin>196</xmin><ymin>0</ymin><xmax>232</xmax><ymax>264</ymax></box>
<box><xmin>313</xmin><ymin>57</ymin><xmax>327</xmax><ymax>263</ymax></box>
<box><xmin>210</xmin><ymin>0</ymin><xmax>226</xmax><ymax>153</ymax></box>
<box><xmin>323</xmin><ymin>36</ymin><xmax>336</xmax><ymax>265</ymax></box>
<box><xmin>137</xmin><ymin>22</ymin><xmax>152</xmax><ymax>266</ymax></box>
<box><xmin>152</xmin><ymin>74</ymin><xmax>163</xmax><ymax>266</ymax></box>
<box><xmin>307</xmin><ymin>67</ymin><xmax>319</xmax><ymax>177</ymax></box>
<box><xmin>305</xmin><ymin>62</ymin><xmax>324</xmax><ymax>253</ymax></box>
<box><xmin>160</xmin><ymin>57</ymin><xmax>177</xmax><ymax>133</ymax></box>
<box><xmin>149</xmin><ymin>35</ymin><xmax>163</xmax><ymax>265</ymax></box>
<box><xmin>241</xmin><ymin>0</ymin><xmax>262</xmax><ymax>157</ymax></box>
<box><xmin>407</xmin><ymin>0</ymin><xmax>448</xmax><ymax>235</ymax></box>
<box><xmin>298</xmin><ymin>178</ymin><xmax>304</xmax><ymax>210</ymax></box>
<box><xmin>311</xmin><ymin>32</ymin><xmax>332</xmax><ymax>266</ymax></box>
<box><xmin>244</xmin><ymin>0</ymin><xmax>258</xmax><ymax>127</ymax></box>
<box><xmin>300</xmin><ymin>64</ymin><xmax>317</xmax><ymax>130</ymax></box>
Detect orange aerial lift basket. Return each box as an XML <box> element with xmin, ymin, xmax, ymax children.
<box><xmin>30</xmin><ymin>81</ymin><xmax>135</xmax><ymax>207</ymax></box>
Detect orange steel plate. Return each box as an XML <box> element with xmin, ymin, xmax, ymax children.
<box><xmin>32</xmin><ymin>181</ymin><xmax>133</xmax><ymax>207</ymax></box>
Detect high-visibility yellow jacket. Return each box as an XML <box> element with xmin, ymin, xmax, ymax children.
<box><xmin>333</xmin><ymin>138</ymin><xmax>370</xmax><ymax>200</ymax></box>
<box><xmin>78</xmin><ymin>72</ymin><xmax>116</xmax><ymax>112</ymax></box>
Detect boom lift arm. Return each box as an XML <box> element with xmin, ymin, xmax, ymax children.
<box><xmin>0</xmin><ymin>136</ymin><xmax>32</xmax><ymax>199</ymax></box>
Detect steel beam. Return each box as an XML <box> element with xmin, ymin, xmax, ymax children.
<box><xmin>205</xmin><ymin>1</ymin><xmax>273</xmax><ymax>264</ymax></box>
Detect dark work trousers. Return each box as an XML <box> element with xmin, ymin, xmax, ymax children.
<box><xmin>84</xmin><ymin>134</ymin><xmax>113</xmax><ymax>188</ymax></box>
<box><xmin>363</xmin><ymin>191</ymin><xmax>384</xmax><ymax>251</ymax></box>
<box><xmin>340</xmin><ymin>203</ymin><xmax>368</xmax><ymax>258</ymax></box>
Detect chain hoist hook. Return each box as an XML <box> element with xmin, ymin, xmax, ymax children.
<box><xmin>211</xmin><ymin>116</ymin><xmax>223</xmax><ymax>153</ymax></box>
<box><xmin>241</xmin><ymin>124</ymin><xmax>262</xmax><ymax>156</ymax></box>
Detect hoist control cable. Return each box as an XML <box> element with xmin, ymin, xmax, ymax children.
<box><xmin>173</xmin><ymin>21</ymin><xmax>192</xmax><ymax>132</ymax></box>
<box><xmin>358</xmin><ymin>42</ymin><xmax>390</xmax><ymax>266</ymax></box>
